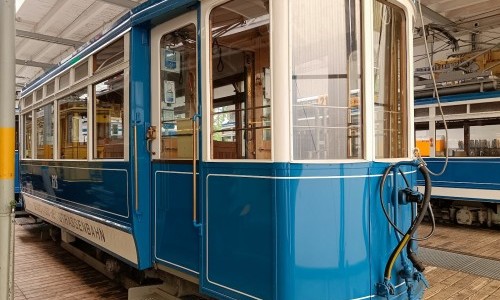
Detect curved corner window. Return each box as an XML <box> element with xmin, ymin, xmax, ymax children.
<box><xmin>291</xmin><ymin>0</ymin><xmax>362</xmax><ymax>160</ymax></box>
<box><xmin>59</xmin><ymin>89</ymin><xmax>88</xmax><ymax>159</ymax></box>
<box><xmin>209</xmin><ymin>0</ymin><xmax>271</xmax><ymax>160</ymax></box>
<box><xmin>35</xmin><ymin>104</ymin><xmax>54</xmax><ymax>159</ymax></box>
<box><xmin>373</xmin><ymin>1</ymin><xmax>408</xmax><ymax>158</ymax></box>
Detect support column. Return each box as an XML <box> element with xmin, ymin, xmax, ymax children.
<box><xmin>0</xmin><ymin>0</ymin><xmax>16</xmax><ymax>299</ymax></box>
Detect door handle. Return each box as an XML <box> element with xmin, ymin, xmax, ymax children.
<box><xmin>146</xmin><ymin>126</ymin><xmax>157</xmax><ymax>155</ymax></box>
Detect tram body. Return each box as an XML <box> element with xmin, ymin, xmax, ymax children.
<box><xmin>415</xmin><ymin>91</ymin><xmax>500</xmax><ymax>226</ymax></box>
<box><xmin>19</xmin><ymin>0</ymin><xmax>426</xmax><ymax>299</ymax></box>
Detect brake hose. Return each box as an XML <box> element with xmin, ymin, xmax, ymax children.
<box><xmin>380</xmin><ymin>166</ymin><xmax>435</xmax><ymax>241</ymax></box>
<box><xmin>383</xmin><ymin>164</ymin><xmax>432</xmax><ymax>280</ymax></box>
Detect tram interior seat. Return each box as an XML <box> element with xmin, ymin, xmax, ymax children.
<box><xmin>103</xmin><ymin>143</ymin><xmax>124</xmax><ymax>158</ymax></box>
<box><xmin>61</xmin><ymin>144</ymin><xmax>87</xmax><ymax>159</ymax></box>
<box><xmin>213</xmin><ymin>141</ymin><xmax>238</xmax><ymax>159</ymax></box>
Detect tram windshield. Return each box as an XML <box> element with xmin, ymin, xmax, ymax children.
<box><xmin>289</xmin><ymin>0</ymin><xmax>409</xmax><ymax>160</ymax></box>
<box><xmin>373</xmin><ymin>1</ymin><xmax>408</xmax><ymax>158</ymax></box>
<box><xmin>290</xmin><ymin>0</ymin><xmax>362</xmax><ymax>160</ymax></box>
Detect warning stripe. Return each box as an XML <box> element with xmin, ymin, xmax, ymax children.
<box><xmin>0</xmin><ymin>128</ymin><xmax>15</xmax><ymax>179</ymax></box>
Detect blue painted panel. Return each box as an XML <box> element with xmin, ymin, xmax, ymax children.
<box><xmin>131</xmin><ymin>0</ymin><xmax>196</xmax><ymax>26</ymax></box>
<box><xmin>153</xmin><ymin>163</ymin><xmax>200</xmax><ymax>274</ymax></box>
<box><xmin>14</xmin><ymin>150</ymin><xmax>21</xmax><ymax>194</ymax></box>
<box><xmin>129</xmin><ymin>24</ymin><xmax>153</xmax><ymax>269</ymax></box>
<box><xmin>205</xmin><ymin>174</ymin><xmax>274</xmax><ymax>300</ymax></box>
<box><xmin>201</xmin><ymin>162</ymin><xmax>424</xmax><ymax>300</ymax></box>
<box><xmin>20</xmin><ymin>161</ymin><xmax>131</xmax><ymax>225</ymax></box>
<box><xmin>416</xmin><ymin>158</ymin><xmax>500</xmax><ymax>197</ymax></box>
<box><xmin>290</xmin><ymin>177</ymin><xmax>370</xmax><ymax>298</ymax></box>
<box><xmin>415</xmin><ymin>90</ymin><xmax>500</xmax><ymax>105</ymax></box>
<box><xmin>277</xmin><ymin>165</ymin><xmax>372</xmax><ymax>300</ymax></box>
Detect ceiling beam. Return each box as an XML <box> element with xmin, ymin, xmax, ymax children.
<box><xmin>445</xmin><ymin>0</ymin><xmax>500</xmax><ymax>22</ymax></box>
<box><xmin>16</xmin><ymin>59</ymin><xmax>56</xmax><ymax>70</ymax></box>
<box><xmin>98</xmin><ymin>0</ymin><xmax>137</xmax><ymax>9</ymax></box>
<box><xmin>420</xmin><ymin>4</ymin><xmax>457</xmax><ymax>28</ymax></box>
<box><xmin>16</xmin><ymin>30</ymin><xmax>84</xmax><ymax>48</ymax></box>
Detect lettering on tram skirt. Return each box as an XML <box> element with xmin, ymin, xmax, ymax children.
<box><xmin>30</xmin><ymin>202</ymin><xmax>106</xmax><ymax>243</ymax></box>
<box><xmin>59</xmin><ymin>214</ymin><xmax>106</xmax><ymax>243</ymax></box>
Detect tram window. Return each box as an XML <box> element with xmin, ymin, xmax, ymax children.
<box><xmin>23</xmin><ymin>113</ymin><xmax>33</xmax><ymax>159</ymax></box>
<box><xmin>94</xmin><ymin>73</ymin><xmax>124</xmax><ymax>159</ymax></box>
<box><xmin>469</xmin><ymin>123</ymin><xmax>500</xmax><ymax>157</ymax></box>
<box><xmin>414</xmin><ymin>108</ymin><xmax>428</xmax><ymax>118</ymax></box>
<box><xmin>46</xmin><ymin>80</ymin><xmax>55</xmax><ymax>96</ymax></box>
<box><xmin>373</xmin><ymin>1</ymin><xmax>408</xmax><ymax>158</ymax></box>
<box><xmin>74</xmin><ymin>61</ymin><xmax>89</xmax><ymax>82</ymax></box>
<box><xmin>59</xmin><ymin>71</ymin><xmax>70</xmax><ymax>90</ymax></box>
<box><xmin>209</xmin><ymin>0</ymin><xmax>271</xmax><ymax>160</ymax></box>
<box><xmin>415</xmin><ymin>123</ymin><xmax>430</xmax><ymax>157</ymax></box>
<box><xmin>159</xmin><ymin>24</ymin><xmax>197</xmax><ymax>160</ymax></box>
<box><xmin>94</xmin><ymin>38</ymin><xmax>124</xmax><ymax>73</ymax></box>
<box><xmin>35</xmin><ymin>104</ymin><xmax>54</xmax><ymax>159</ymax></box>
<box><xmin>24</xmin><ymin>94</ymin><xmax>33</xmax><ymax>107</ymax></box>
<box><xmin>470</xmin><ymin>102</ymin><xmax>500</xmax><ymax>113</ymax></box>
<box><xmin>34</xmin><ymin>89</ymin><xmax>43</xmax><ymax>102</ymax></box>
<box><xmin>435</xmin><ymin>127</ymin><xmax>464</xmax><ymax>157</ymax></box>
<box><xmin>58</xmin><ymin>89</ymin><xmax>88</xmax><ymax>159</ymax></box>
<box><xmin>437</xmin><ymin>105</ymin><xmax>467</xmax><ymax>115</ymax></box>
<box><xmin>291</xmin><ymin>0</ymin><xmax>362</xmax><ymax>160</ymax></box>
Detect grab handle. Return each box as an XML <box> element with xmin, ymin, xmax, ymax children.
<box><xmin>192</xmin><ymin>114</ymin><xmax>201</xmax><ymax>228</ymax></box>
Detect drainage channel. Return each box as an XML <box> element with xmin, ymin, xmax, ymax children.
<box><xmin>420</xmin><ymin>247</ymin><xmax>500</xmax><ymax>280</ymax></box>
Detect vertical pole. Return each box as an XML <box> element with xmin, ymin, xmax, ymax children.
<box><xmin>0</xmin><ymin>0</ymin><xmax>16</xmax><ymax>299</ymax></box>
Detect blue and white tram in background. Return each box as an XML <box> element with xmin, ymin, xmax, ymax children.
<box><xmin>415</xmin><ymin>90</ymin><xmax>500</xmax><ymax>227</ymax></box>
<box><xmin>19</xmin><ymin>0</ymin><xmax>431</xmax><ymax>299</ymax></box>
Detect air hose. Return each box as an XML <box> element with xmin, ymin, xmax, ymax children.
<box><xmin>382</xmin><ymin>163</ymin><xmax>432</xmax><ymax>281</ymax></box>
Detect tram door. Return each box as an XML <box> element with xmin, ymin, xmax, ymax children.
<box><xmin>150</xmin><ymin>11</ymin><xmax>200</xmax><ymax>274</ymax></box>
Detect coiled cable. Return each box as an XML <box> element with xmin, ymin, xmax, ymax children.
<box><xmin>382</xmin><ymin>164</ymin><xmax>432</xmax><ymax>280</ymax></box>
<box><xmin>379</xmin><ymin>165</ymin><xmax>435</xmax><ymax>241</ymax></box>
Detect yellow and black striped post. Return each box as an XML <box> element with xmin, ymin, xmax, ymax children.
<box><xmin>0</xmin><ymin>0</ymin><xmax>16</xmax><ymax>299</ymax></box>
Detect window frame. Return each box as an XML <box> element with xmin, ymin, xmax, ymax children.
<box><xmin>18</xmin><ymin>33</ymin><xmax>130</xmax><ymax>162</ymax></box>
<box><xmin>150</xmin><ymin>11</ymin><xmax>198</xmax><ymax>161</ymax></box>
<box><xmin>204</xmin><ymin>0</ymin><xmax>273</xmax><ymax>162</ymax></box>
<box><xmin>93</xmin><ymin>72</ymin><xmax>126</xmax><ymax>160</ymax></box>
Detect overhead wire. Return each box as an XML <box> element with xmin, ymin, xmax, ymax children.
<box><xmin>415</xmin><ymin>0</ymin><xmax>449</xmax><ymax>176</ymax></box>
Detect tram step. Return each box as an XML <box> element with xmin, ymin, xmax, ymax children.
<box><xmin>14</xmin><ymin>215</ymin><xmax>40</xmax><ymax>225</ymax></box>
<box><xmin>128</xmin><ymin>284</ymin><xmax>183</xmax><ymax>300</ymax></box>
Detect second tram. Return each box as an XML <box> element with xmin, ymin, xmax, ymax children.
<box><xmin>415</xmin><ymin>90</ymin><xmax>500</xmax><ymax>226</ymax></box>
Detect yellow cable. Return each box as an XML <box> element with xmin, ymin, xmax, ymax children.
<box><xmin>385</xmin><ymin>234</ymin><xmax>411</xmax><ymax>279</ymax></box>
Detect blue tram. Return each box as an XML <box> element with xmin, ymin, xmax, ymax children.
<box><xmin>19</xmin><ymin>0</ymin><xmax>430</xmax><ymax>299</ymax></box>
<box><xmin>415</xmin><ymin>90</ymin><xmax>500</xmax><ymax>226</ymax></box>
